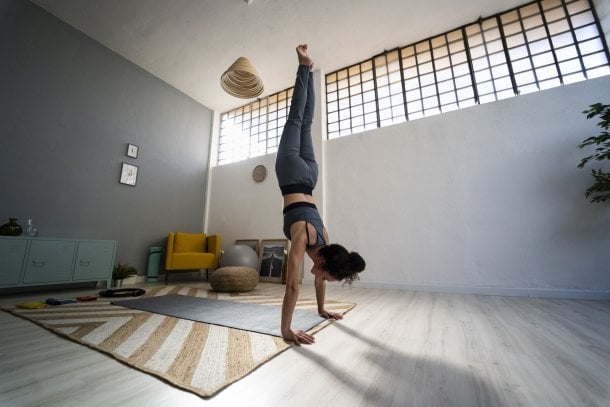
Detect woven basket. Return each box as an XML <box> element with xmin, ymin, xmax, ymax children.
<box><xmin>210</xmin><ymin>266</ymin><xmax>259</xmax><ymax>292</ymax></box>
<box><xmin>220</xmin><ymin>57</ymin><xmax>264</xmax><ymax>98</ymax></box>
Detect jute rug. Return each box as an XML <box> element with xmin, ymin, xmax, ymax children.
<box><xmin>1</xmin><ymin>285</ymin><xmax>355</xmax><ymax>398</ymax></box>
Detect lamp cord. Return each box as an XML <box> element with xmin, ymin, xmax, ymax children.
<box><xmin>242</xmin><ymin>1</ymin><xmax>249</xmax><ymax>56</ymax></box>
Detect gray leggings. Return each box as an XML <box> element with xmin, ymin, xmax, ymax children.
<box><xmin>275</xmin><ymin>64</ymin><xmax>318</xmax><ymax>191</ymax></box>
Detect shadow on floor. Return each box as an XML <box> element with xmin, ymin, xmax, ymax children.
<box><xmin>294</xmin><ymin>323</ymin><xmax>509</xmax><ymax>406</ymax></box>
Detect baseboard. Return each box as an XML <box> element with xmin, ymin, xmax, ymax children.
<box><xmin>302</xmin><ymin>278</ymin><xmax>610</xmax><ymax>300</ymax></box>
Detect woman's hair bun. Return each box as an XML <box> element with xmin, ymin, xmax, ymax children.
<box><xmin>348</xmin><ymin>252</ymin><xmax>366</xmax><ymax>272</ymax></box>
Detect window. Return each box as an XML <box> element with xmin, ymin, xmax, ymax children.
<box><xmin>326</xmin><ymin>60</ymin><xmax>379</xmax><ymax>138</ymax></box>
<box><xmin>326</xmin><ymin>0</ymin><xmax>610</xmax><ymax>139</ymax></box>
<box><xmin>218</xmin><ymin>0</ymin><xmax>609</xmax><ymax>163</ymax></box>
<box><xmin>218</xmin><ymin>88</ymin><xmax>293</xmax><ymax>165</ymax></box>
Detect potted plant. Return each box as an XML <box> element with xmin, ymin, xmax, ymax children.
<box><xmin>577</xmin><ymin>103</ymin><xmax>610</xmax><ymax>203</ymax></box>
<box><xmin>112</xmin><ymin>263</ymin><xmax>138</xmax><ymax>287</ymax></box>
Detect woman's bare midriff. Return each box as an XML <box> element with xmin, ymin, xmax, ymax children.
<box><xmin>282</xmin><ymin>192</ymin><xmax>316</xmax><ymax>209</ymax></box>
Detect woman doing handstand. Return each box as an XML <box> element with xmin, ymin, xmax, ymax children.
<box><xmin>275</xmin><ymin>44</ymin><xmax>365</xmax><ymax>345</ymax></box>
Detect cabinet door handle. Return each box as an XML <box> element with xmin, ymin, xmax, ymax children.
<box><xmin>32</xmin><ymin>261</ymin><xmax>45</xmax><ymax>267</ymax></box>
<box><xmin>80</xmin><ymin>260</ymin><xmax>90</xmax><ymax>266</ymax></box>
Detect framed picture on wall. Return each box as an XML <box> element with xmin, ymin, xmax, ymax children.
<box><xmin>119</xmin><ymin>162</ymin><xmax>138</xmax><ymax>186</ymax></box>
<box><xmin>127</xmin><ymin>143</ymin><xmax>139</xmax><ymax>158</ymax></box>
<box><xmin>259</xmin><ymin>239</ymin><xmax>288</xmax><ymax>283</ymax></box>
<box><xmin>235</xmin><ymin>239</ymin><xmax>261</xmax><ymax>256</ymax></box>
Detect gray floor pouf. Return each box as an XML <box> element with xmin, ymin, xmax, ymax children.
<box><xmin>210</xmin><ymin>266</ymin><xmax>258</xmax><ymax>292</ymax></box>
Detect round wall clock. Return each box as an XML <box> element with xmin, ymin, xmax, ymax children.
<box><xmin>252</xmin><ymin>164</ymin><xmax>267</xmax><ymax>182</ymax></box>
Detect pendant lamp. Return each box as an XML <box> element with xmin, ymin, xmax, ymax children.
<box><xmin>220</xmin><ymin>56</ymin><xmax>264</xmax><ymax>98</ymax></box>
<box><xmin>220</xmin><ymin>0</ymin><xmax>264</xmax><ymax>98</ymax></box>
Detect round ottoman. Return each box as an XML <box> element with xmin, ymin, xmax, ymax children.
<box><xmin>210</xmin><ymin>266</ymin><xmax>258</xmax><ymax>292</ymax></box>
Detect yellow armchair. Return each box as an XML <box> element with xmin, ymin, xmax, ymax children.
<box><xmin>164</xmin><ymin>232</ymin><xmax>221</xmax><ymax>284</ymax></box>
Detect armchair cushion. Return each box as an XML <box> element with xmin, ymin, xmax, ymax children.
<box><xmin>173</xmin><ymin>232</ymin><xmax>206</xmax><ymax>253</ymax></box>
<box><xmin>171</xmin><ymin>253</ymin><xmax>216</xmax><ymax>269</ymax></box>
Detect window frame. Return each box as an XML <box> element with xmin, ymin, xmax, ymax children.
<box><xmin>217</xmin><ymin>0</ymin><xmax>610</xmax><ymax>164</ymax></box>
<box><xmin>325</xmin><ymin>0</ymin><xmax>610</xmax><ymax>140</ymax></box>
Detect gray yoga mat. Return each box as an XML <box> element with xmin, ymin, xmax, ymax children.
<box><xmin>113</xmin><ymin>294</ymin><xmax>325</xmax><ymax>337</ymax></box>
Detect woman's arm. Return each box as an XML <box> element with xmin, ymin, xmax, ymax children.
<box><xmin>281</xmin><ymin>222</ymin><xmax>316</xmax><ymax>345</ymax></box>
<box><xmin>314</xmin><ymin>273</ymin><xmax>326</xmax><ymax>314</ymax></box>
<box><xmin>315</xmin><ymin>227</ymin><xmax>342</xmax><ymax>320</ymax></box>
<box><xmin>315</xmin><ymin>274</ymin><xmax>343</xmax><ymax>320</ymax></box>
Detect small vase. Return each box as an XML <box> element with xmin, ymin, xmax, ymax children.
<box><xmin>0</xmin><ymin>218</ymin><xmax>23</xmax><ymax>236</ymax></box>
<box><xmin>25</xmin><ymin>218</ymin><xmax>39</xmax><ymax>237</ymax></box>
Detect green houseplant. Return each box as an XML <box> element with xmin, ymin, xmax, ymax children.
<box><xmin>112</xmin><ymin>263</ymin><xmax>138</xmax><ymax>287</ymax></box>
<box><xmin>577</xmin><ymin>103</ymin><xmax>610</xmax><ymax>203</ymax></box>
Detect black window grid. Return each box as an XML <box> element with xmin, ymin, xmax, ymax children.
<box><xmin>218</xmin><ymin>88</ymin><xmax>292</xmax><ymax>165</ymax></box>
<box><xmin>326</xmin><ymin>0</ymin><xmax>610</xmax><ymax>139</ymax></box>
<box><xmin>219</xmin><ymin>0</ymin><xmax>609</xmax><ymax>161</ymax></box>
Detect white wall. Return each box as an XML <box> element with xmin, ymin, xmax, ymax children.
<box><xmin>326</xmin><ymin>76</ymin><xmax>610</xmax><ymax>298</ymax></box>
<box><xmin>207</xmin><ymin>153</ymin><xmax>283</xmax><ymax>245</ymax></box>
<box><xmin>207</xmin><ymin>74</ymin><xmax>610</xmax><ymax>299</ymax></box>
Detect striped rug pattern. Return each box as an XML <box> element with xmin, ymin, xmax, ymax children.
<box><xmin>2</xmin><ymin>285</ymin><xmax>355</xmax><ymax>398</ymax></box>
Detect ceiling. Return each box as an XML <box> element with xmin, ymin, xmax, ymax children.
<box><xmin>31</xmin><ymin>0</ymin><xmax>525</xmax><ymax>113</ymax></box>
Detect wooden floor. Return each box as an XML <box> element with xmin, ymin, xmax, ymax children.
<box><xmin>1</xmin><ymin>281</ymin><xmax>609</xmax><ymax>407</ymax></box>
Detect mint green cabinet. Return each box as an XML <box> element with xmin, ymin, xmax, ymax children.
<box><xmin>23</xmin><ymin>240</ymin><xmax>76</xmax><ymax>283</ymax></box>
<box><xmin>0</xmin><ymin>236</ymin><xmax>116</xmax><ymax>288</ymax></box>
<box><xmin>73</xmin><ymin>241</ymin><xmax>115</xmax><ymax>282</ymax></box>
<box><xmin>0</xmin><ymin>239</ymin><xmax>28</xmax><ymax>285</ymax></box>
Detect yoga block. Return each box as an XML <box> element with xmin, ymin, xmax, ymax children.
<box><xmin>210</xmin><ymin>266</ymin><xmax>258</xmax><ymax>292</ymax></box>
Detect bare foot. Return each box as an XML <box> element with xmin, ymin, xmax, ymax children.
<box><xmin>296</xmin><ymin>44</ymin><xmax>313</xmax><ymax>68</ymax></box>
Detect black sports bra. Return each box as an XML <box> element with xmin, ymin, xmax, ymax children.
<box><xmin>305</xmin><ymin>221</ymin><xmax>325</xmax><ymax>248</ymax></box>
<box><xmin>283</xmin><ymin>202</ymin><xmax>326</xmax><ymax>247</ymax></box>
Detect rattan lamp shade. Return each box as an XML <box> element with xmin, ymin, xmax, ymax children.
<box><xmin>220</xmin><ymin>56</ymin><xmax>264</xmax><ymax>98</ymax></box>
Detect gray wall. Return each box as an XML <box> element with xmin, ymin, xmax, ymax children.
<box><xmin>0</xmin><ymin>0</ymin><xmax>213</xmax><ymax>276</ymax></box>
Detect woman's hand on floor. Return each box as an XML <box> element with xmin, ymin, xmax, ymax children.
<box><xmin>319</xmin><ymin>310</ymin><xmax>343</xmax><ymax>320</ymax></box>
<box><xmin>283</xmin><ymin>329</ymin><xmax>315</xmax><ymax>346</ymax></box>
